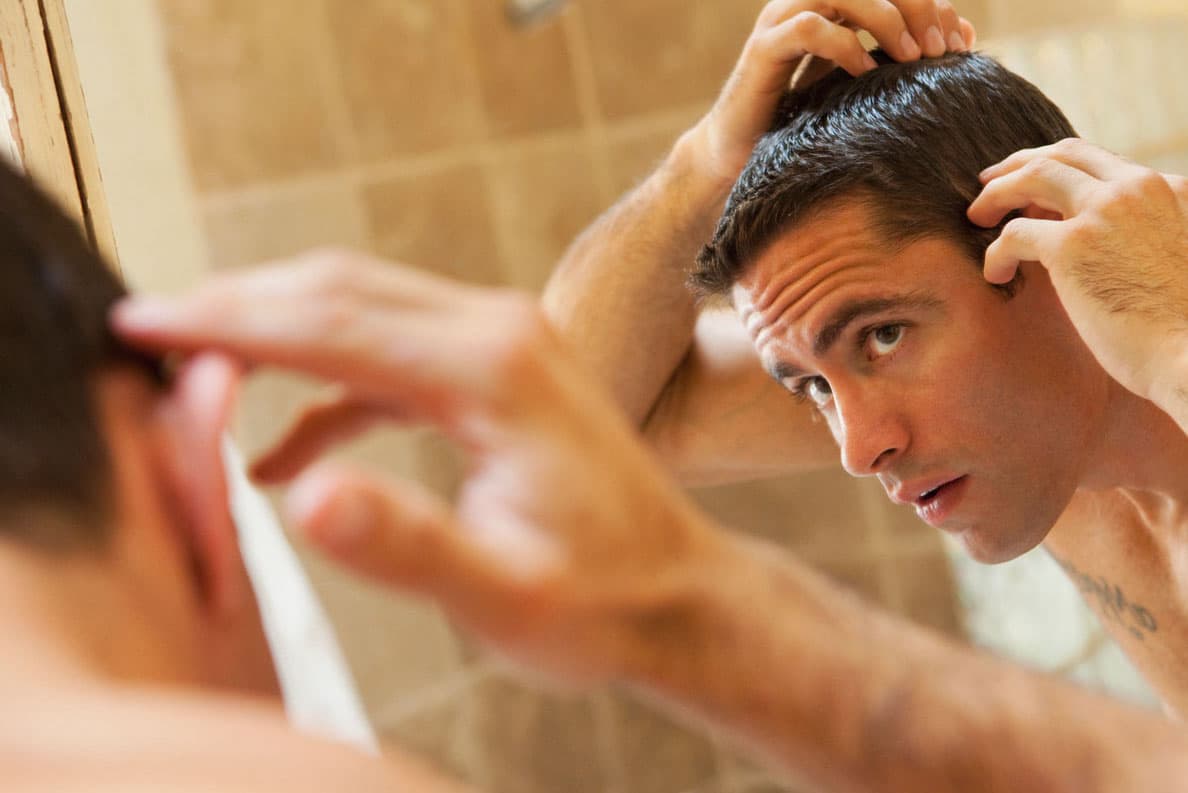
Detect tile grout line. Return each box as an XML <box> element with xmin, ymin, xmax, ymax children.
<box><xmin>307</xmin><ymin>0</ymin><xmax>363</xmax><ymax>167</ymax></box>
<box><xmin>368</xmin><ymin>660</ymin><xmax>499</xmax><ymax>731</ymax></box>
<box><xmin>561</xmin><ymin>2</ymin><xmax>615</xmax><ymax>206</ymax></box>
<box><xmin>195</xmin><ymin>99</ymin><xmax>718</xmax><ymax>216</ymax></box>
<box><xmin>591</xmin><ymin>691</ymin><xmax>630</xmax><ymax>793</ymax></box>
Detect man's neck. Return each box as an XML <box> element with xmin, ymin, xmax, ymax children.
<box><xmin>0</xmin><ymin>541</ymin><xmax>203</xmax><ymax>692</ymax></box>
<box><xmin>1078</xmin><ymin>376</ymin><xmax>1188</xmax><ymax>512</ymax></box>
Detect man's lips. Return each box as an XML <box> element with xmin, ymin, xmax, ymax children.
<box><xmin>905</xmin><ymin>476</ymin><xmax>971</xmax><ymax>529</ymax></box>
<box><xmin>890</xmin><ymin>474</ymin><xmax>965</xmax><ymax>506</ymax></box>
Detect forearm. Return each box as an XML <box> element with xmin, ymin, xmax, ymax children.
<box><xmin>1151</xmin><ymin>336</ymin><xmax>1188</xmax><ymax>438</ymax></box>
<box><xmin>629</xmin><ymin>535</ymin><xmax>1188</xmax><ymax>793</ymax></box>
<box><xmin>542</xmin><ymin>131</ymin><xmax>730</xmax><ymax>425</ymax></box>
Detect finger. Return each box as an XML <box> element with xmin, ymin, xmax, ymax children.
<box><xmin>285</xmin><ymin>464</ymin><xmax>500</xmax><ymax>607</ymax></box>
<box><xmin>827</xmin><ymin>0</ymin><xmax>922</xmax><ymax>61</ymax></box>
<box><xmin>958</xmin><ymin>16</ymin><xmax>976</xmax><ymax>48</ymax></box>
<box><xmin>251</xmin><ymin>394</ymin><xmax>413</xmax><ymax>484</ymax></box>
<box><xmin>967</xmin><ymin>157</ymin><xmax>1101</xmax><ymax>228</ymax></box>
<box><xmin>934</xmin><ymin>0</ymin><xmax>967</xmax><ymax>52</ymax></box>
<box><xmin>758</xmin><ymin>12</ymin><xmax>877</xmax><ymax>79</ymax></box>
<box><xmin>892</xmin><ymin>0</ymin><xmax>947</xmax><ymax>57</ymax></box>
<box><xmin>111</xmin><ymin>256</ymin><xmax>480</xmax><ymax>395</ymax></box>
<box><xmin>979</xmin><ymin>138</ymin><xmax>1140</xmax><ymax>184</ymax></box>
<box><xmin>982</xmin><ymin>216</ymin><xmax>1060</xmax><ymax>284</ymax></box>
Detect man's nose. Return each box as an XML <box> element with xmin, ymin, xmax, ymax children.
<box><xmin>835</xmin><ymin>388</ymin><xmax>909</xmax><ymax>477</ymax></box>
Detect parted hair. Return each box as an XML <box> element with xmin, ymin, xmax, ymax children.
<box><xmin>691</xmin><ymin>50</ymin><xmax>1077</xmax><ymax>296</ymax></box>
<box><xmin>0</xmin><ymin>157</ymin><xmax>159</xmax><ymax>550</ymax></box>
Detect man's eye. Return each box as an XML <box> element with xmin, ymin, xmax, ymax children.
<box><xmin>804</xmin><ymin>376</ymin><xmax>833</xmax><ymax>407</ymax></box>
<box><xmin>867</xmin><ymin>324</ymin><xmax>904</xmax><ymax>357</ymax></box>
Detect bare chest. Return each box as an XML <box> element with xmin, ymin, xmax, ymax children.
<box><xmin>1045</xmin><ymin>491</ymin><xmax>1188</xmax><ymax>712</ymax></box>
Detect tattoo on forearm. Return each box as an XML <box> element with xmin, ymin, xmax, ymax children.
<box><xmin>1050</xmin><ymin>554</ymin><xmax>1158</xmax><ymax>640</ymax></box>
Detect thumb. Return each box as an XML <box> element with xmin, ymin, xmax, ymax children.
<box><xmin>284</xmin><ymin>463</ymin><xmax>491</xmax><ymax>603</ymax></box>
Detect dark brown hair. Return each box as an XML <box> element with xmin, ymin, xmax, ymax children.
<box><xmin>692</xmin><ymin>51</ymin><xmax>1077</xmax><ymax>296</ymax></box>
<box><xmin>0</xmin><ymin>157</ymin><xmax>159</xmax><ymax>550</ymax></box>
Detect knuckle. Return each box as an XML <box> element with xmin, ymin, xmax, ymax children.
<box><xmin>999</xmin><ymin>216</ymin><xmax>1028</xmax><ymax>240</ymax></box>
<box><xmin>872</xmin><ymin>1</ymin><xmax>908</xmax><ymax>31</ymax></box>
<box><xmin>894</xmin><ymin>0</ymin><xmax>931</xmax><ymax>17</ymax></box>
<box><xmin>486</xmin><ymin>295</ymin><xmax>552</xmax><ymax>381</ymax></box>
<box><xmin>1020</xmin><ymin>157</ymin><xmax>1056</xmax><ymax>181</ymax></box>
<box><xmin>787</xmin><ymin>10</ymin><xmax>824</xmax><ymax>36</ymax></box>
<box><xmin>934</xmin><ymin>0</ymin><xmax>957</xmax><ymax>18</ymax></box>
<box><xmin>1134</xmin><ymin>167</ymin><xmax>1171</xmax><ymax>195</ymax></box>
<box><xmin>756</xmin><ymin>0</ymin><xmax>787</xmax><ymax>28</ymax></box>
<box><xmin>303</xmin><ymin>248</ymin><xmax>370</xmax><ymax>297</ymax></box>
<box><xmin>1061</xmin><ymin>216</ymin><xmax>1096</xmax><ymax>248</ymax></box>
<box><xmin>1052</xmin><ymin>137</ymin><xmax>1082</xmax><ymax>156</ymax></box>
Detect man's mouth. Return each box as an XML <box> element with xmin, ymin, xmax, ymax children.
<box><xmin>912</xmin><ymin>476</ymin><xmax>970</xmax><ymax>528</ymax></box>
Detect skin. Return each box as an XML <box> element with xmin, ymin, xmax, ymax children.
<box><xmin>95</xmin><ymin>0</ymin><xmax>1188</xmax><ymax>790</ymax></box>
<box><xmin>732</xmin><ymin>202</ymin><xmax>1110</xmax><ymax>564</ymax></box>
<box><xmin>2</xmin><ymin>357</ymin><xmax>470</xmax><ymax>792</ymax></box>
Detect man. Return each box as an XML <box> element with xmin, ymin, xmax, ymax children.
<box><xmin>0</xmin><ymin>159</ymin><xmax>470</xmax><ymax>790</ymax></box>
<box><xmin>110</xmin><ymin>7</ymin><xmax>1188</xmax><ymax>793</ymax></box>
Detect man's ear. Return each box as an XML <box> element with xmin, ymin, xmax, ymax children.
<box><xmin>154</xmin><ymin>352</ymin><xmax>243</xmax><ymax>617</ymax></box>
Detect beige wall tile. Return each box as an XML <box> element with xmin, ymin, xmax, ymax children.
<box><xmin>462</xmin><ymin>0</ymin><xmax>583</xmax><ymax>139</ymax></box>
<box><xmin>325</xmin><ymin>0</ymin><xmax>486</xmax><ymax>162</ymax></box>
<box><xmin>693</xmin><ymin>470</ymin><xmax>879</xmax><ymax>559</ymax></box>
<box><xmin>301</xmin><ymin>549</ymin><xmax>468</xmax><ymax>712</ymax></box>
<box><xmin>1119</xmin><ymin>0</ymin><xmax>1188</xmax><ymax>15</ymax></box>
<box><xmin>604</xmin><ymin>123</ymin><xmax>688</xmax><ymax>196</ymax></box>
<box><xmin>381</xmin><ymin>697</ymin><xmax>480</xmax><ymax>783</ymax></box>
<box><xmin>472</xmin><ymin>677</ymin><xmax>607</xmax><ymax>793</ymax></box>
<box><xmin>954</xmin><ymin>0</ymin><xmax>993</xmax><ymax>38</ymax></box>
<box><xmin>485</xmin><ymin>138</ymin><xmax>603</xmax><ymax>290</ymax></box>
<box><xmin>363</xmin><ymin>161</ymin><xmax>504</xmax><ymax>285</ymax></box>
<box><xmin>203</xmin><ymin>182</ymin><xmax>369</xmax><ymax>270</ymax></box>
<box><xmin>157</xmin><ymin>0</ymin><xmax>342</xmax><ymax>191</ymax></box>
<box><xmin>577</xmin><ymin>0</ymin><xmax>765</xmax><ymax>121</ymax></box>
<box><xmin>987</xmin><ymin>0</ymin><xmax>1117</xmax><ymax>36</ymax></box>
<box><xmin>604</xmin><ymin>692</ymin><xmax>719</xmax><ymax>793</ymax></box>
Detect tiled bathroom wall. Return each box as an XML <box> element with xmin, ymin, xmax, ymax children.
<box><xmin>144</xmin><ymin>2</ymin><xmax>1188</xmax><ymax>791</ymax></box>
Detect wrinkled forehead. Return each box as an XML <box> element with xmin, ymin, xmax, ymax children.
<box><xmin>729</xmin><ymin>206</ymin><xmax>975</xmax><ymax>370</ymax></box>
<box><xmin>729</xmin><ymin>204</ymin><xmax>899</xmax><ymax>339</ymax></box>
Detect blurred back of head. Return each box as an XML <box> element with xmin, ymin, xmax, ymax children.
<box><xmin>0</xmin><ymin>158</ymin><xmax>157</xmax><ymax>551</ymax></box>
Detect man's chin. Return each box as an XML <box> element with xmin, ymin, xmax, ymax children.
<box><xmin>953</xmin><ymin>523</ymin><xmax>1048</xmax><ymax>565</ymax></box>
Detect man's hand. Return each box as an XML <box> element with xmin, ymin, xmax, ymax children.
<box><xmin>690</xmin><ymin>0</ymin><xmax>976</xmax><ymax>185</ymax></box>
<box><xmin>968</xmin><ymin>139</ymin><xmax>1188</xmax><ymax>411</ymax></box>
<box><xmin>112</xmin><ymin>250</ymin><xmax>724</xmax><ymax>686</ymax></box>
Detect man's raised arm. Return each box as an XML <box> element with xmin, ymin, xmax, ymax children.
<box><xmin>542</xmin><ymin>0</ymin><xmax>973</xmax><ymax>484</ymax></box>
<box><xmin>112</xmin><ymin>251</ymin><xmax>1188</xmax><ymax>793</ymax></box>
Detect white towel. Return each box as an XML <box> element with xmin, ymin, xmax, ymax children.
<box><xmin>223</xmin><ymin>439</ymin><xmax>380</xmax><ymax>754</ymax></box>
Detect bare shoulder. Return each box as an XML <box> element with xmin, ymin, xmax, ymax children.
<box><xmin>3</xmin><ymin>686</ymin><xmax>470</xmax><ymax>793</ymax></box>
<box><xmin>646</xmin><ymin>309</ymin><xmax>838</xmax><ymax>485</ymax></box>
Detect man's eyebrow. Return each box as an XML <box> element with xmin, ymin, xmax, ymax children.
<box><xmin>812</xmin><ymin>291</ymin><xmax>942</xmax><ymax>357</ymax></box>
<box><xmin>770</xmin><ymin>360</ymin><xmax>807</xmax><ymax>382</ymax></box>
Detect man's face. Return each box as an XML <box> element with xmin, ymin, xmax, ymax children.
<box><xmin>732</xmin><ymin>202</ymin><xmax>1108</xmax><ymax>563</ymax></box>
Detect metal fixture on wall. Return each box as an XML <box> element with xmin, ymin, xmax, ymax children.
<box><xmin>506</xmin><ymin>0</ymin><xmax>568</xmax><ymax>27</ymax></box>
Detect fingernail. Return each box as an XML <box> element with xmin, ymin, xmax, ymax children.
<box><xmin>948</xmin><ymin>30</ymin><xmax>966</xmax><ymax>52</ymax></box>
<box><xmin>900</xmin><ymin>30</ymin><xmax>921</xmax><ymax>59</ymax></box>
<box><xmin>925</xmin><ymin>26</ymin><xmax>946</xmax><ymax>56</ymax></box>
<box><xmin>112</xmin><ymin>297</ymin><xmax>174</xmax><ymax>328</ymax></box>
